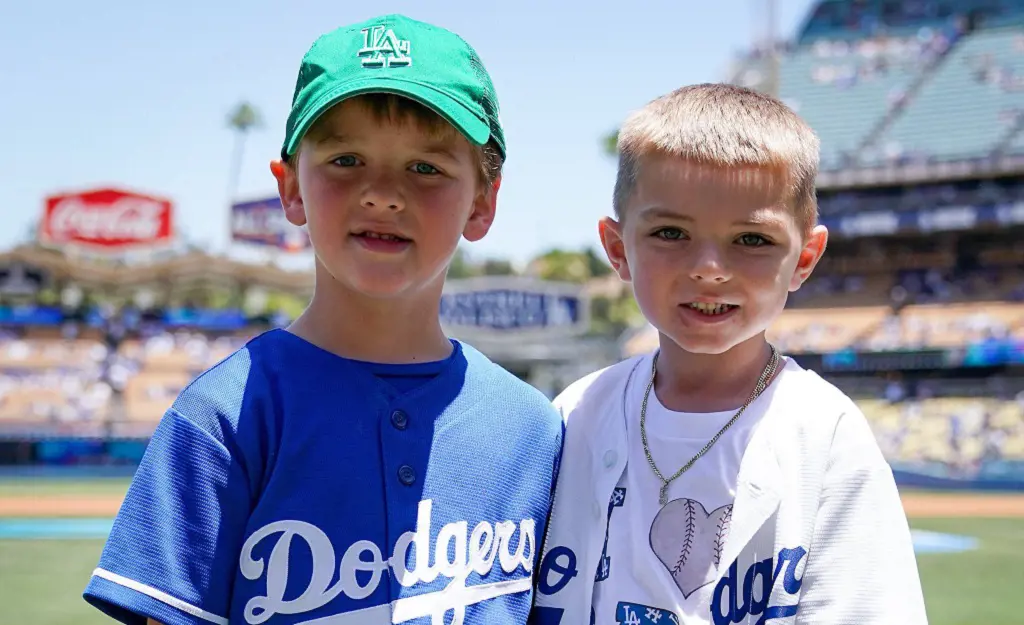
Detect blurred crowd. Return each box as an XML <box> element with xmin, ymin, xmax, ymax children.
<box><xmin>854</xmin><ymin>375</ymin><xmax>1024</xmax><ymax>475</ymax></box>
<box><xmin>806</xmin><ymin>27</ymin><xmax>961</xmax><ymax>90</ymax></box>
<box><xmin>818</xmin><ymin>176</ymin><xmax>1024</xmax><ymax>216</ymax></box>
<box><xmin>0</xmin><ymin>324</ymin><xmax>251</xmax><ymax>432</ymax></box>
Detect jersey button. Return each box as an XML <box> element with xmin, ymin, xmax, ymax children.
<box><xmin>398</xmin><ymin>465</ymin><xmax>417</xmax><ymax>486</ymax></box>
<box><xmin>391</xmin><ymin>410</ymin><xmax>409</xmax><ymax>430</ymax></box>
<box><xmin>603</xmin><ymin>450</ymin><xmax>618</xmax><ymax>468</ymax></box>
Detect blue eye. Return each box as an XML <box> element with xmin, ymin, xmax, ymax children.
<box><xmin>653</xmin><ymin>227</ymin><xmax>685</xmax><ymax>240</ymax></box>
<box><xmin>737</xmin><ymin>233</ymin><xmax>771</xmax><ymax>246</ymax></box>
<box><xmin>412</xmin><ymin>162</ymin><xmax>440</xmax><ymax>175</ymax></box>
<box><xmin>332</xmin><ymin>155</ymin><xmax>358</xmax><ymax>167</ymax></box>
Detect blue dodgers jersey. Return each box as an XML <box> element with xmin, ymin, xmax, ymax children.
<box><xmin>83</xmin><ymin>329</ymin><xmax>564</xmax><ymax>625</ymax></box>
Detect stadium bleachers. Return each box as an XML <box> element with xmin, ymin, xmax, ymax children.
<box><xmin>861</xmin><ymin>394</ymin><xmax>1024</xmax><ymax>466</ymax></box>
<box><xmin>621</xmin><ymin>302</ymin><xmax>1024</xmax><ymax>356</ymax></box>
<box><xmin>862</xmin><ymin>302</ymin><xmax>1024</xmax><ymax>350</ymax></box>
<box><xmin>0</xmin><ymin>329</ymin><xmax>251</xmax><ymax>434</ymax></box>
<box><xmin>866</xmin><ymin>27</ymin><xmax>1024</xmax><ymax>165</ymax></box>
<box><xmin>742</xmin><ymin>4</ymin><xmax>1024</xmax><ymax>170</ymax></box>
<box><xmin>779</xmin><ymin>35</ymin><xmax>946</xmax><ymax>168</ymax></box>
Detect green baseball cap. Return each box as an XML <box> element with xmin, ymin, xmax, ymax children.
<box><xmin>282</xmin><ymin>14</ymin><xmax>505</xmax><ymax>161</ymax></box>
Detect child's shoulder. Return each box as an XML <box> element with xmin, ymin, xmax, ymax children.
<box><xmin>553</xmin><ymin>354</ymin><xmax>648</xmax><ymax>418</ymax></box>
<box><xmin>165</xmin><ymin>329</ymin><xmax>284</xmax><ymax>433</ymax></box>
<box><xmin>458</xmin><ymin>341</ymin><xmax>562</xmax><ymax>422</ymax></box>
<box><xmin>768</xmin><ymin>358</ymin><xmax>881</xmax><ymax>458</ymax></box>
<box><xmin>773</xmin><ymin>357</ymin><xmax>862</xmax><ymax>418</ymax></box>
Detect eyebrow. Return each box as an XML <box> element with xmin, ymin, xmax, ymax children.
<box><xmin>639</xmin><ymin>208</ymin><xmax>787</xmax><ymax>228</ymax></box>
<box><xmin>734</xmin><ymin>216</ymin><xmax>788</xmax><ymax>229</ymax></box>
<box><xmin>418</xmin><ymin>143</ymin><xmax>461</xmax><ymax>161</ymax></box>
<box><xmin>313</xmin><ymin>133</ymin><xmax>347</xmax><ymax>147</ymax></box>
<box><xmin>638</xmin><ymin>208</ymin><xmax>694</xmax><ymax>222</ymax></box>
<box><xmin>313</xmin><ymin>133</ymin><xmax>460</xmax><ymax>160</ymax></box>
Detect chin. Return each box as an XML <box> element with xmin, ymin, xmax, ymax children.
<box><xmin>319</xmin><ymin>263</ymin><xmax>418</xmax><ymax>299</ymax></box>
<box><xmin>658</xmin><ymin>324</ymin><xmax>754</xmax><ymax>356</ymax></box>
<box><xmin>663</xmin><ymin>335</ymin><xmax>739</xmax><ymax>355</ymax></box>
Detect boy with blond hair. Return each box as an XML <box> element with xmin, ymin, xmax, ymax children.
<box><xmin>530</xmin><ymin>84</ymin><xmax>927</xmax><ymax>625</ymax></box>
<box><xmin>84</xmin><ymin>14</ymin><xmax>563</xmax><ymax>625</ymax></box>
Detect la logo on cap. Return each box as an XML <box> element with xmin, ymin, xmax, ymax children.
<box><xmin>358</xmin><ymin>25</ymin><xmax>411</xmax><ymax>68</ymax></box>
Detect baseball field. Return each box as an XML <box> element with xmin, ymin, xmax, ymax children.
<box><xmin>1</xmin><ymin>478</ymin><xmax>1022</xmax><ymax>625</ymax></box>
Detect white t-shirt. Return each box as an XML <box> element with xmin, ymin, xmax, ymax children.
<box><xmin>592</xmin><ymin>358</ymin><xmax>795</xmax><ymax>625</ymax></box>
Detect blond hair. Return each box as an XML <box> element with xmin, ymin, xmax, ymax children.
<box><xmin>297</xmin><ymin>93</ymin><xmax>503</xmax><ymax>186</ymax></box>
<box><xmin>612</xmin><ymin>83</ymin><xmax>820</xmax><ymax>231</ymax></box>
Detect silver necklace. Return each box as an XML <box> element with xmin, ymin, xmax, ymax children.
<box><xmin>641</xmin><ymin>344</ymin><xmax>780</xmax><ymax>505</ymax></box>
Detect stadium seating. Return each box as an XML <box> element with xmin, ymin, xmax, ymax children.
<box><xmin>0</xmin><ymin>337</ymin><xmax>109</xmax><ymax>370</ymax></box>
<box><xmin>123</xmin><ymin>370</ymin><xmax>193</xmax><ymax>423</ymax></box>
<box><xmin>863</xmin><ymin>302</ymin><xmax>1024</xmax><ymax>349</ymax></box>
<box><xmin>0</xmin><ymin>334</ymin><xmax>114</xmax><ymax>431</ymax></box>
<box><xmin>621</xmin><ymin>302</ymin><xmax>1024</xmax><ymax>356</ymax></box>
<box><xmin>866</xmin><ymin>27</ymin><xmax>1024</xmax><ymax>164</ymax></box>
<box><xmin>779</xmin><ymin>36</ymin><xmax>939</xmax><ymax>167</ymax></box>
<box><xmin>861</xmin><ymin>394</ymin><xmax>1024</xmax><ymax>466</ymax></box>
<box><xmin>117</xmin><ymin>332</ymin><xmax>249</xmax><ymax>422</ymax></box>
<box><xmin>767</xmin><ymin>306</ymin><xmax>891</xmax><ymax>352</ymax></box>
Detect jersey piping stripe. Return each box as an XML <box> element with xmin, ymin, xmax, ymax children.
<box><xmin>392</xmin><ymin>576</ymin><xmax>532</xmax><ymax>622</ymax></box>
<box><xmin>292</xmin><ymin>577</ymin><xmax>533</xmax><ymax>624</ymax></box>
<box><xmin>91</xmin><ymin>568</ymin><xmax>229</xmax><ymax>625</ymax></box>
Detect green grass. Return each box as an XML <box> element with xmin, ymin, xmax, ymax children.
<box><xmin>0</xmin><ymin>539</ymin><xmax>109</xmax><ymax>625</ymax></box>
<box><xmin>0</xmin><ymin>479</ymin><xmax>130</xmax><ymax>498</ymax></box>
<box><xmin>0</xmin><ymin>502</ymin><xmax>1020</xmax><ymax>624</ymax></box>
<box><xmin>912</xmin><ymin>518</ymin><xmax>1024</xmax><ymax>625</ymax></box>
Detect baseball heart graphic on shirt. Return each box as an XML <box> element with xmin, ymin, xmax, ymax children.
<box><xmin>649</xmin><ymin>498</ymin><xmax>733</xmax><ymax>598</ymax></box>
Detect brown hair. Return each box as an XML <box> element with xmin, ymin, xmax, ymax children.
<box><xmin>296</xmin><ymin>93</ymin><xmax>503</xmax><ymax>187</ymax></box>
<box><xmin>612</xmin><ymin>83</ymin><xmax>820</xmax><ymax>232</ymax></box>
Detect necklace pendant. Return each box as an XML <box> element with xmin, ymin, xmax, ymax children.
<box><xmin>659</xmin><ymin>483</ymin><xmax>669</xmax><ymax>506</ymax></box>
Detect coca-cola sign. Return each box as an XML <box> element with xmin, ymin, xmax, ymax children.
<box><xmin>41</xmin><ymin>188</ymin><xmax>174</xmax><ymax>251</ymax></box>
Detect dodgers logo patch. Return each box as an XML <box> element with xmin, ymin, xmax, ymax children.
<box><xmin>239</xmin><ymin>499</ymin><xmax>535</xmax><ymax>624</ymax></box>
<box><xmin>616</xmin><ymin>601</ymin><xmax>680</xmax><ymax>625</ymax></box>
<box><xmin>711</xmin><ymin>546</ymin><xmax>806</xmax><ymax>625</ymax></box>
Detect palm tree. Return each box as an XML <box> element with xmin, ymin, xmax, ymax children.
<box><xmin>226</xmin><ymin>102</ymin><xmax>262</xmax><ymax>201</ymax></box>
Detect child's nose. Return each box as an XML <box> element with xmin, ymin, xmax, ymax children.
<box><xmin>689</xmin><ymin>244</ymin><xmax>731</xmax><ymax>283</ymax></box>
<box><xmin>360</xmin><ymin>176</ymin><xmax>405</xmax><ymax>211</ymax></box>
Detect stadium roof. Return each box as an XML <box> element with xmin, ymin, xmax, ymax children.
<box><xmin>0</xmin><ymin>244</ymin><xmax>313</xmax><ymax>296</ymax></box>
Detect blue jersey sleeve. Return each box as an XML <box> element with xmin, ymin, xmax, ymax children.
<box><xmin>83</xmin><ymin>404</ymin><xmax>256</xmax><ymax>625</ymax></box>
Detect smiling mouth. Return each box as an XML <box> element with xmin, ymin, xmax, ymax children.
<box><xmin>686</xmin><ymin>302</ymin><xmax>738</xmax><ymax>316</ymax></box>
<box><xmin>354</xmin><ymin>231</ymin><xmax>411</xmax><ymax>243</ymax></box>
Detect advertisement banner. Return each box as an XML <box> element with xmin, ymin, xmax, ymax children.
<box><xmin>230</xmin><ymin>197</ymin><xmax>311</xmax><ymax>252</ymax></box>
<box><xmin>41</xmin><ymin>188</ymin><xmax>174</xmax><ymax>251</ymax></box>
<box><xmin>440</xmin><ymin>277</ymin><xmax>589</xmax><ymax>340</ymax></box>
<box><xmin>822</xmin><ymin>201</ymin><xmax>1024</xmax><ymax>239</ymax></box>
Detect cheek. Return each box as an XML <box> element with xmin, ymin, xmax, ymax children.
<box><xmin>303</xmin><ymin>172</ymin><xmax>356</xmax><ymax>206</ymax></box>
<box><xmin>739</xmin><ymin>254</ymin><xmax>796</xmax><ymax>309</ymax></box>
<box><xmin>415</xmin><ymin>183</ymin><xmax>476</xmax><ymax>229</ymax></box>
<box><xmin>629</xmin><ymin>244</ymin><xmax>680</xmax><ymax>295</ymax></box>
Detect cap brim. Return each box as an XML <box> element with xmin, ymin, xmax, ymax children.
<box><xmin>284</xmin><ymin>78</ymin><xmax>491</xmax><ymax>158</ymax></box>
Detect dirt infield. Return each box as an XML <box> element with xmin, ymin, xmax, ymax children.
<box><xmin>1</xmin><ymin>491</ymin><xmax>1023</xmax><ymax>519</ymax></box>
<box><xmin>900</xmin><ymin>492</ymin><xmax>1024</xmax><ymax>518</ymax></box>
<box><xmin>0</xmin><ymin>496</ymin><xmax>124</xmax><ymax>517</ymax></box>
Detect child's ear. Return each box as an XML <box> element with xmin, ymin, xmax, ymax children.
<box><xmin>789</xmin><ymin>225</ymin><xmax>828</xmax><ymax>291</ymax></box>
<box><xmin>463</xmin><ymin>175</ymin><xmax>500</xmax><ymax>242</ymax></box>
<box><xmin>599</xmin><ymin>216</ymin><xmax>631</xmax><ymax>282</ymax></box>
<box><xmin>270</xmin><ymin>159</ymin><xmax>306</xmax><ymax>227</ymax></box>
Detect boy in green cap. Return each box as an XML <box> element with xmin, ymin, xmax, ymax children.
<box><xmin>84</xmin><ymin>14</ymin><xmax>563</xmax><ymax>625</ymax></box>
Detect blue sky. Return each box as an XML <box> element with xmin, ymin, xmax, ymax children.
<box><xmin>0</xmin><ymin>0</ymin><xmax>817</xmax><ymax>269</ymax></box>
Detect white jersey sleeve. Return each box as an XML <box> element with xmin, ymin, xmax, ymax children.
<box><xmin>795</xmin><ymin>402</ymin><xmax>929</xmax><ymax>625</ymax></box>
